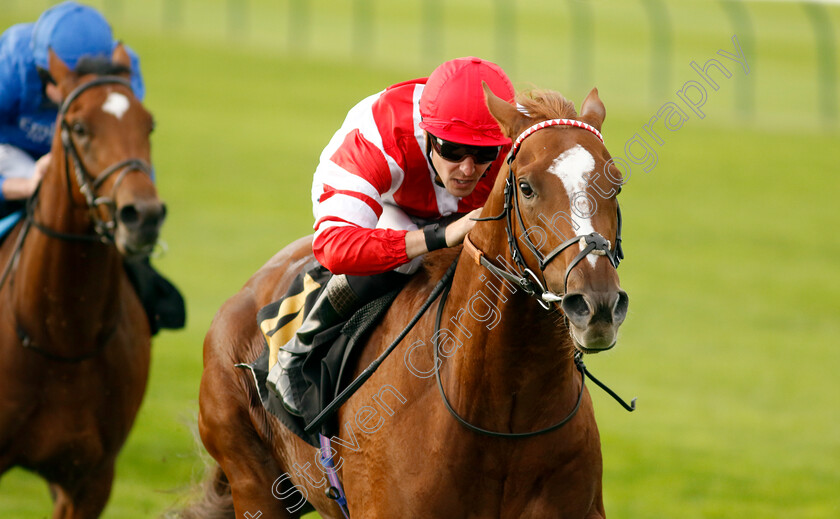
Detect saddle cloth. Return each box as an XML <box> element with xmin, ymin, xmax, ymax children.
<box><xmin>239</xmin><ymin>260</ymin><xmax>400</xmax><ymax>447</ymax></box>
<box><xmin>0</xmin><ymin>210</ymin><xmax>23</xmax><ymax>243</ymax></box>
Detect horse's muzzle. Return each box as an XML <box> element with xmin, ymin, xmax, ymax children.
<box><xmin>561</xmin><ymin>289</ymin><xmax>629</xmax><ymax>353</ymax></box>
<box><xmin>115</xmin><ymin>200</ymin><xmax>167</xmax><ymax>258</ymax></box>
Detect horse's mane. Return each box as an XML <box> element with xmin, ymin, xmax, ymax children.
<box><xmin>516</xmin><ymin>89</ymin><xmax>578</xmax><ymax>120</ymax></box>
<box><xmin>74</xmin><ymin>56</ymin><xmax>130</xmax><ymax>77</ymax></box>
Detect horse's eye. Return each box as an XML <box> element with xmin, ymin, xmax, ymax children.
<box><xmin>519</xmin><ymin>180</ymin><xmax>534</xmax><ymax>198</ymax></box>
<box><xmin>150</xmin><ymin>119</ymin><xmax>156</xmax><ymax>134</ymax></box>
<box><xmin>71</xmin><ymin>122</ymin><xmax>88</xmax><ymax>138</ymax></box>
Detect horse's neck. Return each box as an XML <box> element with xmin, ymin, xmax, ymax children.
<box><xmin>441</xmin><ymin>228</ymin><xmax>580</xmax><ymax>430</ymax></box>
<box><xmin>13</xmin><ymin>164</ymin><xmax>123</xmax><ymax>342</ymax></box>
<box><xmin>35</xmin><ymin>151</ymin><xmax>90</xmax><ymax>233</ymax></box>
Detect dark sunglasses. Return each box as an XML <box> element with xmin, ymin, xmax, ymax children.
<box><xmin>429</xmin><ymin>134</ymin><xmax>501</xmax><ymax>164</ymax></box>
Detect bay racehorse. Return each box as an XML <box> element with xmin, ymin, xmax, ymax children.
<box><xmin>190</xmin><ymin>84</ymin><xmax>629</xmax><ymax>518</ymax></box>
<box><xmin>0</xmin><ymin>46</ymin><xmax>164</xmax><ymax>518</ymax></box>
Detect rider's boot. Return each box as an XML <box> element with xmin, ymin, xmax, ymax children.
<box><xmin>124</xmin><ymin>257</ymin><xmax>186</xmax><ymax>335</ymax></box>
<box><xmin>270</xmin><ymin>270</ymin><xmax>407</xmax><ymax>416</ymax></box>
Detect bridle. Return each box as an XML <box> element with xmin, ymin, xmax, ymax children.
<box><xmin>0</xmin><ymin>76</ymin><xmax>154</xmax><ymax>361</ymax></box>
<box><xmin>436</xmin><ymin>118</ymin><xmax>635</xmax><ymax>438</ymax></box>
<box><xmin>32</xmin><ymin>75</ymin><xmax>154</xmax><ymax>243</ymax></box>
<box><xmin>463</xmin><ymin>118</ymin><xmax>624</xmax><ymax>310</ymax></box>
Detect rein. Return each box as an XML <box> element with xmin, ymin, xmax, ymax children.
<box><xmin>432</xmin><ymin>275</ymin><xmax>584</xmax><ymax>438</ymax></box>
<box><xmin>431</xmin><ymin>259</ymin><xmax>635</xmax><ymax>439</ymax></box>
<box><xmin>0</xmin><ymin>216</ymin><xmax>32</xmax><ymax>292</ymax></box>
<box><xmin>304</xmin><ymin>257</ymin><xmax>461</xmax><ymax>434</ymax></box>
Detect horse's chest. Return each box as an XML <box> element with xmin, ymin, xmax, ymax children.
<box><xmin>346</xmin><ymin>435</ymin><xmax>600</xmax><ymax>518</ymax></box>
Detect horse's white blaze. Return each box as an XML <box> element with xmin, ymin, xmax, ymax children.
<box><xmin>548</xmin><ymin>144</ymin><xmax>599</xmax><ymax>267</ymax></box>
<box><xmin>102</xmin><ymin>92</ymin><xmax>130</xmax><ymax>120</ymax></box>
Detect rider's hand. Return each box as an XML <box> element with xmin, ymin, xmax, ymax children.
<box><xmin>444</xmin><ymin>208</ymin><xmax>482</xmax><ymax>247</ymax></box>
<box><xmin>404</xmin><ymin>208</ymin><xmax>483</xmax><ymax>259</ymax></box>
<box><xmin>33</xmin><ymin>153</ymin><xmax>51</xmax><ymax>185</ymax></box>
<box><xmin>1</xmin><ymin>154</ymin><xmax>48</xmax><ymax>201</ymax></box>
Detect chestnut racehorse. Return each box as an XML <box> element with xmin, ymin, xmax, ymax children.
<box><xmin>0</xmin><ymin>47</ymin><xmax>163</xmax><ymax>518</ymax></box>
<box><xmin>191</xmin><ymin>85</ymin><xmax>629</xmax><ymax>518</ymax></box>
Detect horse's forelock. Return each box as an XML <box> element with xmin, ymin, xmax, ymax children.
<box><xmin>516</xmin><ymin>89</ymin><xmax>578</xmax><ymax>121</ymax></box>
<box><xmin>73</xmin><ymin>56</ymin><xmax>131</xmax><ymax>78</ymax></box>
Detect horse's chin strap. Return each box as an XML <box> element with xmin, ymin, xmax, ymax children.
<box><xmin>463</xmin><ymin>232</ymin><xmax>553</xmax><ymax>303</ymax></box>
<box><xmin>464</xmin><ymin>228</ymin><xmax>616</xmax><ymax>309</ymax></box>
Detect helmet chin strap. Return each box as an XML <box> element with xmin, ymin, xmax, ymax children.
<box><xmin>425</xmin><ymin>132</ymin><xmax>490</xmax><ymax>191</ymax></box>
<box><xmin>427</xmin><ymin>149</ymin><xmax>445</xmax><ymax>188</ymax></box>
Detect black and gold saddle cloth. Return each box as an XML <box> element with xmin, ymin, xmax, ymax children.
<box><xmin>238</xmin><ymin>260</ymin><xmax>400</xmax><ymax>447</ymax></box>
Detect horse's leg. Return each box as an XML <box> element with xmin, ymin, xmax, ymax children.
<box><xmin>192</xmin><ymin>242</ymin><xmax>320</xmax><ymax>519</ymax></box>
<box><xmin>585</xmin><ymin>491</ymin><xmax>606</xmax><ymax>519</ymax></box>
<box><xmin>200</xmin><ymin>405</ymin><xmax>298</xmax><ymax>517</ymax></box>
<box><xmin>198</xmin><ymin>349</ymin><xmax>297</xmax><ymax>517</ymax></box>
<box><xmin>48</xmin><ymin>464</ymin><xmax>113</xmax><ymax>519</ymax></box>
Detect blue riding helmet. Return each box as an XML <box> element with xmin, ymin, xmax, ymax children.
<box><xmin>31</xmin><ymin>1</ymin><xmax>113</xmax><ymax>71</ymax></box>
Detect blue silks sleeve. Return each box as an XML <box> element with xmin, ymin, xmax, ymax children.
<box><xmin>119</xmin><ymin>43</ymin><xmax>145</xmax><ymax>101</ymax></box>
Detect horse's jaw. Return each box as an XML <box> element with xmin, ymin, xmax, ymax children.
<box><xmin>568</xmin><ymin>323</ymin><xmax>618</xmax><ymax>354</ymax></box>
<box><xmin>114</xmin><ymin>226</ymin><xmax>158</xmax><ymax>260</ymax></box>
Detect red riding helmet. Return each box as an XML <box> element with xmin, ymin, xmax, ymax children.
<box><xmin>419</xmin><ymin>57</ymin><xmax>515</xmax><ymax>147</ymax></box>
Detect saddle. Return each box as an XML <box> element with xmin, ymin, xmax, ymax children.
<box><xmin>239</xmin><ymin>260</ymin><xmax>400</xmax><ymax>447</ymax></box>
<box><xmin>0</xmin><ymin>210</ymin><xmax>23</xmax><ymax>244</ymax></box>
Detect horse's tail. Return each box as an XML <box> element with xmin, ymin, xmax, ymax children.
<box><xmin>176</xmin><ymin>463</ymin><xmax>234</xmax><ymax>519</ymax></box>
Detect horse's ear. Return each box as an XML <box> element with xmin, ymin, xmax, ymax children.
<box><xmin>111</xmin><ymin>43</ymin><xmax>132</xmax><ymax>72</ymax></box>
<box><xmin>579</xmin><ymin>87</ymin><xmax>606</xmax><ymax>131</ymax></box>
<box><xmin>48</xmin><ymin>48</ymin><xmax>72</xmax><ymax>86</ymax></box>
<box><xmin>483</xmin><ymin>82</ymin><xmax>529</xmax><ymax>140</ymax></box>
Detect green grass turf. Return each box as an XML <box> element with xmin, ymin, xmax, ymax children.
<box><xmin>1</xmin><ymin>1</ymin><xmax>839</xmax><ymax>517</ymax></box>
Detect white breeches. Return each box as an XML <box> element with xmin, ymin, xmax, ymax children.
<box><xmin>0</xmin><ymin>144</ymin><xmax>36</xmax><ymax>179</ymax></box>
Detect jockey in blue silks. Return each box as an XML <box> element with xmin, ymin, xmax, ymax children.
<box><xmin>0</xmin><ymin>1</ymin><xmax>143</xmax><ymax>218</ymax></box>
<box><xmin>0</xmin><ymin>2</ymin><xmax>185</xmax><ymax>335</ymax></box>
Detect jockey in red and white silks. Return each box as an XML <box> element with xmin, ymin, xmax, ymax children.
<box><xmin>311</xmin><ymin>59</ymin><xmax>514</xmax><ymax>276</ymax></box>
<box><xmin>271</xmin><ymin>57</ymin><xmax>516</xmax><ymax>415</ymax></box>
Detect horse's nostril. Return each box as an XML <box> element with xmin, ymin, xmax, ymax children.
<box><xmin>561</xmin><ymin>293</ymin><xmax>591</xmax><ymax>328</ymax></box>
<box><xmin>118</xmin><ymin>203</ymin><xmax>165</xmax><ymax>231</ymax></box>
<box><xmin>613</xmin><ymin>290</ymin><xmax>629</xmax><ymax>324</ymax></box>
<box><xmin>118</xmin><ymin>205</ymin><xmax>140</xmax><ymax>227</ymax></box>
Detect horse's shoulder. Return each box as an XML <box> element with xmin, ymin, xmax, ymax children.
<box><xmin>400</xmin><ymin>246</ymin><xmax>462</xmax><ymax>304</ymax></box>
<box><xmin>362</xmin><ymin>247</ymin><xmax>461</xmax><ymax>356</ymax></box>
